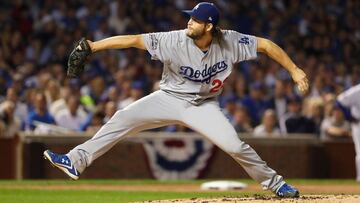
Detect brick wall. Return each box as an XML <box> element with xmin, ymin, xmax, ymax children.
<box><xmin>15</xmin><ymin>134</ymin><xmax>355</xmax><ymax>179</ymax></box>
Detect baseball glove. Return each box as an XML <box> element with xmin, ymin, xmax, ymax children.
<box><xmin>67</xmin><ymin>38</ymin><xmax>92</xmax><ymax>77</ymax></box>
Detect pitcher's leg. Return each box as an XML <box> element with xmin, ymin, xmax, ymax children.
<box><xmin>181</xmin><ymin>101</ymin><xmax>283</xmax><ymax>191</ymax></box>
<box><xmin>67</xmin><ymin>91</ymin><xmax>181</xmax><ymax>173</ymax></box>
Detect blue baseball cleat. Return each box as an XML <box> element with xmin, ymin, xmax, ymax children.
<box><xmin>275</xmin><ymin>183</ymin><xmax>300</xmax><ymax>198</ymax></box>
<box><xmin>43</xmin><ymin>150</ymin><xmax>80</xmax><ymax>180</ymax></box>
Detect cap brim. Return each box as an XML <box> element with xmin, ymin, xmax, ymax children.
<box><xmin>182</xmin><ymin>10</ymin><xmax>207</xmax><ymax>23</ymax></box>
<box><xmin>182</xmin><ymin>10</ymin><xmax>193</xmax><ymax>17</ymax></box>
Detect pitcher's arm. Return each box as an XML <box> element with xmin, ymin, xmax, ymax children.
<box><xmin>256</xmin><ymin>37</ymin><xmax>309</xmax><ymax>94</ymax></box>
<box><xmin>88</xmin><ymin>35</ymin><xmax>146</xmax><ymax>52</ymax></box>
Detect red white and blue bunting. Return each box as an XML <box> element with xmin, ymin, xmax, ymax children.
<box><xmin>143</xmin><ymin>135</ymin><xmax>214</xmax><ymax>180</ymax></box>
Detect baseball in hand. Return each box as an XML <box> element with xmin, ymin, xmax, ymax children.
<box><xmin>291</xmin><ymin>68</ymin><xmax>309</xmax><ymax>94</ymax></box>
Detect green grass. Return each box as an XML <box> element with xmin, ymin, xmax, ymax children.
<box><xmin>0</xmin><ymin>179</ymin><xmax>254</xmax><ymax>203</ymax></box>
<box><xmin>0</xmin><ymin>189</ymin><xmax>250</xmax><ymax>203</ymax></box>
<box><xmin>0</xmin><ymin>179</ymin><xmax>207</xmax><ymax>185</ymax></box>
<box><xmin>0</xmin><ymin>179</ymin><xmax>358</xmax><ymax>203</ymax></box>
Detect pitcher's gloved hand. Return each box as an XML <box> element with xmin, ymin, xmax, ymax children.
<box><xmin>67</xmin><ymin>38</ymin><xmax>92</xmax><ymax>77</ymax></box>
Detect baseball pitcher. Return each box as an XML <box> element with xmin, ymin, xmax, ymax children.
<box><xmin>337</xmin><ymin>84</ymin><xmax>360</xmax><ymax>181</ymax></box>
<box><xmin>44</xmin><ymin>2</ymin><xmax>309</xmax><ymax>198</ymax></box>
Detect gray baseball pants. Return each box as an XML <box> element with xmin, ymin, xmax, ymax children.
<box><xmin>67</xmin><ymin>90</ymin><xmax>284</xmax><ymax>191</ymax></box>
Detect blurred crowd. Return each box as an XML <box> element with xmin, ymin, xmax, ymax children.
<box><xmin>0</xmin><ymin>0</ymin><xmax>359</xmax><ymax>139</ymax></box>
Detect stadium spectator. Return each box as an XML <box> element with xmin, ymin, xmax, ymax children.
<box><xmin>221</xmin><ymin>95</ymin><xmax>238</xmax><ymax>122</ymax></box>
<box><xmin>233</xmin><ymin>74</ymin><xmax>247</xmax><ymax>99</ymax></box>
<box><xmin>232</xmin><ymin>105</ymin><xmax>253</xmax><ymax>133</ymax></box>
<box><xmin>117</xmin><ymin>79</ymin><xmax>132</xmax><ymax>104</ymax></box>
<box><xmin>44</xmin><ymin>79</ymin><xmax>61</xmax><ymax>107</ymax></box>
<box><xmin>279</xmin><ymin>94</ymin><xmax>316</xmax><ymax>134</ymax></box>
<box><xmin>320</xmin><ymin>105</ymin><xmax>351</xmax><ymax>140</ymax></box>
<box><xmin>271</xmin><ymin>79</ymin><xmax>288</xmax><ymax>119</ymax></box>
<box><xmin>322</xmin><ymin>93</ymin><xmax>337</xmax><ymax>118</ymax></box>
<box><xmin>83</xmin><ymin>110</ymin><xmax>105</xmax><ymax>134</ymax></box>
<box><xmin>54</xmin><ymin>95</ymin><xmax>88</xmax><ymax>131</ymax></box>
<box><xmin>26</xmin><ymin>92</ymin><xmax>55</xmax><ymax>130</ymax></box>
<box><xmin>5</xmin><ymin>87</ymin><xmax>28</xmax><ymax>126</ymax></box>
<box><xmin>107</xmin><ymin>2</ymin><xmax>131</xmax><ymax>35</ymax></box>
<box><xmin>118</xmin><ymin>81</ymin><xmax>144</xmax><ymax>109</ymax></box>
<box><xmin>81</xmin><ymin>75</ymin><xmax>106</xmax><ymax>106</ymax></box>
<box><xmin>253</xmin><ymin>109</ymin><xmax>281</xmax><ymax>137</ymax></box>
<box><xmin>240</xmin><ymin>82</ymin><xmax>272</xmax><ymax>126</ymax></box>
<box><xmin>50</xmin><ymin>86</ymin><xmax>72</xmax><ymax>116</ymax></box>
<box><xmin>101</xmin><ymin>86</ymin><xmax>120</xmax><ymax>104</ymax></box>
<box><xmin>303</xmin><ymin>97</ymin><xmax>325</xmax><ymax>135</ymax></box>
<box><xmin>0</xmin><ymin>0</ymin><xmax>358</xmax><ymax>136</ymax></box>
<box><xmin>0</xmin><ymin>101</ymin><xmax>21</xmax><ymax>138</ymax></box>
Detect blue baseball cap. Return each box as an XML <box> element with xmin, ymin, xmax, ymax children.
<box><xmin>183</xmin><ymin>2</ymin><xmax>220</xmax><ymax>26</ymax></box>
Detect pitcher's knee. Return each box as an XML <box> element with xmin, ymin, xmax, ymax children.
<box><xmin>222</xmin><ymin>141</ymin><xmax>249</xmax><ymax>155</ymax></box>
<box><xmin>107</xmin><ymin>109</ymin><xmax>137</xmax><ymax>126</ymax></box>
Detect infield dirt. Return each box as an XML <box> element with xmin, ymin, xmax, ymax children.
<box><xmin>137</xmin><ymin>195</ymin><xmax>360</xmax><ymax>203</ymax></box>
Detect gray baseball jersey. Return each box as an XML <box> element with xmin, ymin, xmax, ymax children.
<box><xmin>142</xmin><ymin>29</ymin><xmax>257</xmax><ymax>104</ymax></box>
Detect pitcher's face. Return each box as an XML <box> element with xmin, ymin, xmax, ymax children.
<box><xmin>186</xmin><ymin>17</ymin><xmax>207</xmax><ymax>40</ymax></box>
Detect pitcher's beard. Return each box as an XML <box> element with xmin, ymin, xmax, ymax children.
<box><xmin>186</xmin><ymin>28</ymin><xmax>206</xmax><ymax>40</ymax></box>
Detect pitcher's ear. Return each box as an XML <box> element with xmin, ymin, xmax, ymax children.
<box><xmin>206</xmin><ymin>23</ymin><xmax>213</xmax><ymax>32</ymax></box>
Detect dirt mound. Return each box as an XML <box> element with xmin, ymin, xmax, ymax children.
<box><xmin>137</xmin><ymin>195</ymin><xmax>360</xmax><ymax>203</ymax></box>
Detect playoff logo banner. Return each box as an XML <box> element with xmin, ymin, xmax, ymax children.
<box><xmin>143</xmin><ymin>135</ymin><xmax>214</xmax><ymax>180</ymax></box>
